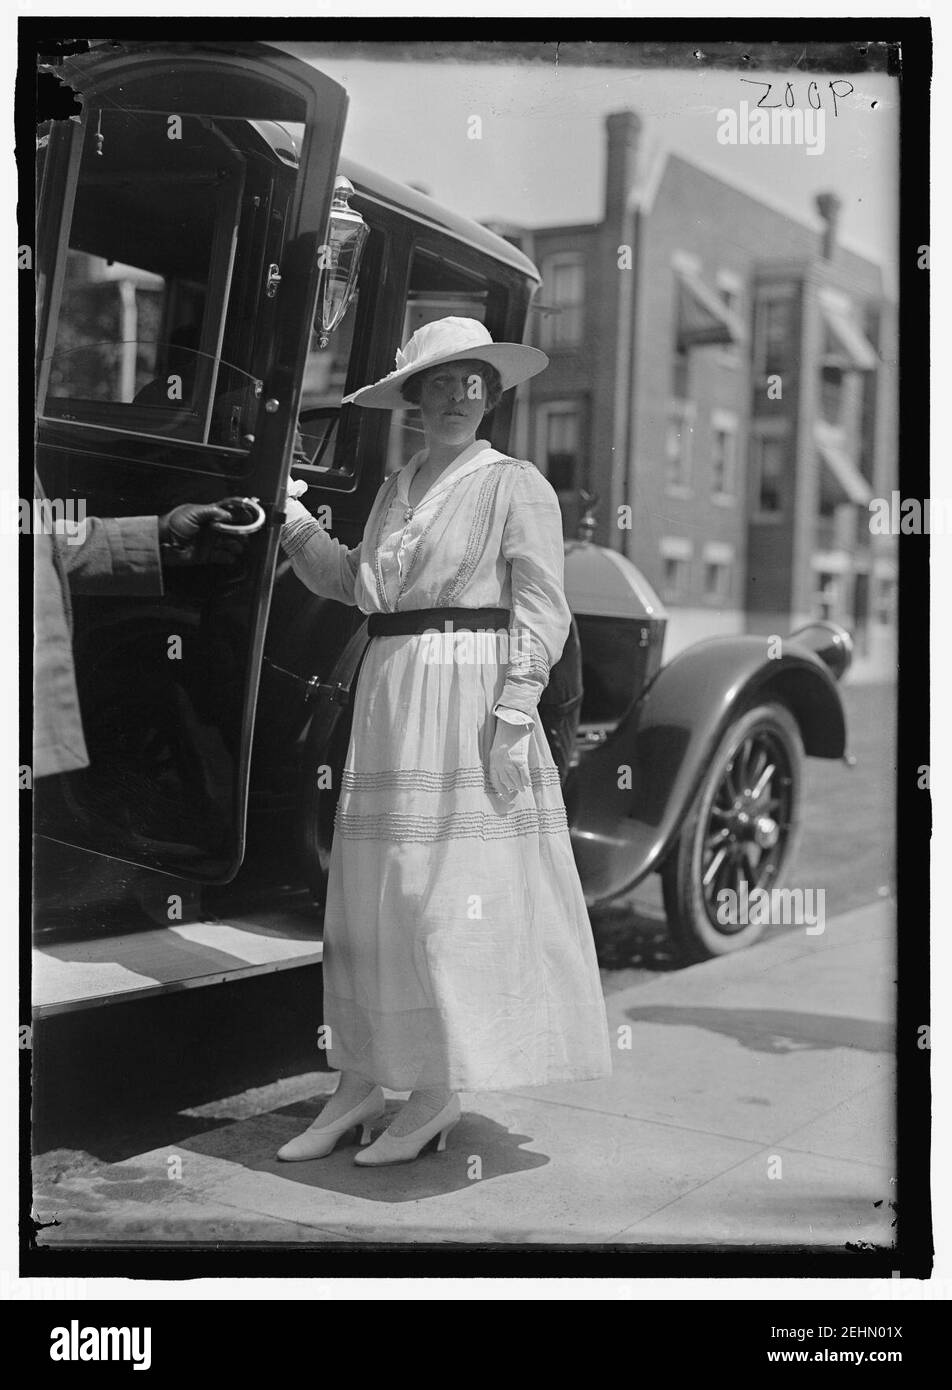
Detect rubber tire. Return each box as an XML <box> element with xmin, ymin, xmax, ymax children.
<box><xmin>660</xmin><ymin>702</ymin><xmax>804</xmax><ymax>962</ymax></box>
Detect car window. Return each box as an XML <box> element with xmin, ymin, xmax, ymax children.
<box><xmin>292</xmin><ymin>269</ymin><xmax>364</xmax><ymax>475</ymax></box>
<box><xmin>37</xmin><ymin>108</ymin><xmax>301</xmax><ymax>455</ymax></box>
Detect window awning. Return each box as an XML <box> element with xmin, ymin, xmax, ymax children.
<box><xmin>815</xmin><ymin>423</ymin><xmax>873</xmax><ymax>505</ymax></box>
<box><xmin>818</xmin><ymin>290</ymin><xmax>878</xmax><ymax>371</ymax></box>
<box><xmin>675</xmin><ymin>267</ymin><xmax>747</xmax><ymax>349</ymax></box>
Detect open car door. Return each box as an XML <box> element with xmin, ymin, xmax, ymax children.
<box><xmin>34</xmin><ymin>40</ymin><xmax>348</xmax><ymax>882</ymax></box>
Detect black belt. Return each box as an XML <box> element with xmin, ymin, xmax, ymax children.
<box><xmin>367</xmin><ymin>606</ymin><xmax>510</xmax><ymax>637</ymax></box>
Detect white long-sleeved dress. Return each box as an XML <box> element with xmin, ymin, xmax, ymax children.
<box><xmin>281</xmin><ymin>438</ymin><xmax>612</xmax><ymax>1091</ymax></box>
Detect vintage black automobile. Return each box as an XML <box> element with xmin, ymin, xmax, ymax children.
<box><xmin>32</xmin><ymin>39</ymin><xmax>854</xmax><ymax>1013</ymax></box>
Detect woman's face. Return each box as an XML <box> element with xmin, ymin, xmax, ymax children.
<box><xmin>417</xmin><ymin>360</ymin><xmax>489</xmax><ymax>448</ymax></box>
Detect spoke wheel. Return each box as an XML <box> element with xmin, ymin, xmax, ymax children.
<box><xmin>661</xmin><ymin>703</ymin><xmax>803</xmax><ymax>961</ymax></box>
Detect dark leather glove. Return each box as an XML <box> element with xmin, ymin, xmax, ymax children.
<box><xmin>157</xmin><ymin>503</ymin><xmax>246</xmax><ymax>566</ymax></box>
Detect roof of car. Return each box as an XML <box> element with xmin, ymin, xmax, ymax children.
<box><xmin>339</xmin><ymin>156</ymin><xmax>541</xmax><ymax>285</ymax></box>
<box><xmin>245</xmin><ymin>124</ymin><xmax>540</xmax><ymax>284</ymax></box>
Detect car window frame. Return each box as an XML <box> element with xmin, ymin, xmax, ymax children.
<box><xmin>37</xmin><ymin>110</ymin><xmax>259</xmax><ymax>451</ymax></box>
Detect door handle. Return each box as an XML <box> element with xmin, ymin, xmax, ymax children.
<box><xmin>210</xmin><ymin>496</ymin><xmax>266</xmax><ymax>534</ymax></box>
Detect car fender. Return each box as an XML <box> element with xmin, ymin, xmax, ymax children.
<box><xmin>563</xmin><ymin>634</ymin><xmax>847</xmax><ymax>906</ymax></box>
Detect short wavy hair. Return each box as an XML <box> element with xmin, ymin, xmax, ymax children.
<box><xmin>400</xmin><ymin>360</ymin><xmax>503</xmax><ymax>412</ymax></box>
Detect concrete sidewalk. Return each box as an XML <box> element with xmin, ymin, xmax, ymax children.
<box><xmin>34</xmin><ymin>900</ymin><xmax>897</xmax><ymax>1247</ymax></box>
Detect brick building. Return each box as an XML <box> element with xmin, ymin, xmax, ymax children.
<box><xmin>488</xmin><ymin>111</ymin><xmax>897</xmax><ymax>678</ymax></box>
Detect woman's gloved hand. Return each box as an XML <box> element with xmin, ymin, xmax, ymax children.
<box><xmin>488</xmin><ymin>713</ymin><xmax>533</xmax><ymax>799</ymax></box>
<box><xmin>284</xmin><ymin>473</ymin><xmax>310</xmax><ymax>525</ymax></box>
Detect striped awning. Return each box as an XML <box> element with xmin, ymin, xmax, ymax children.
<box><xmin>815</xmin><ymin>422</ymin><xmax>873</xmax><ymax>506</ymax></box>
<box><xmin>675</xmin><ymin>267</ymin><xmax>747</xmax><ymax>349</ymax></box>
<box><xmin>818</xmin><ymin>289</ymin><xmax>878</xmax><ymax>371</ymax></box>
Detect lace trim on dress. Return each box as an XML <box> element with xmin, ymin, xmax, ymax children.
<box><xmin>340</xmin><ymin>764</ymin><xmax>561</xmax><ymax>793</ymax></box>
<box><xmin>281</xmin><ymin>515</ymin><xmax>326</xmax><ymax>560</ymax></box>
<box><xmin>436</xmin><ymin>464</ymin><xmax>509</xmax><ymax>606</ymax></box>
<box><xmin>334</xmin><ymin>805</ymin><xmax>569</xmax><ymax>842</ymax></box>
<box><xmin>372</xmin><ymin>456</ymin><xmax>532</xmax><ymax>614</ymax></box>
<box><xmin>371</xmin><ymin>474</ymin><xmax>402</xmax><ymax>611</ymax></box>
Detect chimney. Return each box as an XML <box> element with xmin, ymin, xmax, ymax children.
<box><xmin>604</xmin><ymin>110</ymin><xmax>642</xmax><ymax>226</ymax></box>
<box><xmin>815</xmin><ymin>192</ymin><xmax>842</xmax><ymax>260</ymax></box>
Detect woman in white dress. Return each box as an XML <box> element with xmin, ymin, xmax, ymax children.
<box><xmin>276</xmin><ymin>317</ymin><xmax>612</xmax><ymax>1166</ymax></box>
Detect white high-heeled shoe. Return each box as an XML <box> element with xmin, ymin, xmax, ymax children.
<box><xmin>353</xmin><ymin>1094</ymin><xmax>461</xmax><ymax>1167</ymax></box>
<box><xmin>276</xmin><ymin>1085</ymin><xmax>385</xmax><ymax>1161</ymax></box>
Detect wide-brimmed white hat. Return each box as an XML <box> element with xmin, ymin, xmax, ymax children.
<box><xmin>341</xmin><ymin>316</ymin><xmax>548</xmax><ymax>410</ymax></box>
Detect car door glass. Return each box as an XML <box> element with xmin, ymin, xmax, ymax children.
<box><xmin>38</xmin><ymin>108</ymin><xmax>303</xmax><ymax>459</ymax></box>
<box><xmin>293</xmin><ymin>279</ymin><xmax>362</xmax><ymax>472</ymax></box>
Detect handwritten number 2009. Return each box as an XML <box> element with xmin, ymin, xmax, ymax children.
<box><xmin>740</xmin><ymin>79</ymin><xmax>855</xmax><ymax>117</ymax></box>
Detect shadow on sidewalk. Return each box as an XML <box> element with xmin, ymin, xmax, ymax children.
<box><xmin>181</xmin><ymin>1101</ymin><xmax>549</xmax><ymax>1202</ymax></box>
<box><xmin>624</xmin><ymin>1004</ymin><xmax>894</xmax><ymax>1054</ymax></box>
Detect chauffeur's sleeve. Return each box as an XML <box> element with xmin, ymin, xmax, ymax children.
<box><xmin>58</xmin><ymin>515</ymin><xmax>165</xmax><ymax>595</ymax></box>
<box><xmin>280</xmin><ymin>497</ymin><xmax>361</xmax><ymax>607</ymax></box>
<box><xmin>494</xmin><ymin>465</ymin><xmax>571</xmax><ymax>725</ymax></box>
<box><xmin>34</xmin><ymin>515</ymin><xmax>164</xmax><ymax>780</ymax></box>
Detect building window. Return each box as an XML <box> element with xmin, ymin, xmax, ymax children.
<box><xmin>665</xmin><ymin>401</ymin><xmax>694</xmax><ymax>493</ymax></box>
<box><xmin>702</xmin><ymin>543</ymin><xmax>734</xmax><ymax>603</ymax></box>
<box><xmin>751</xmin><ymin>432</ymin><xmax>786</xmax><ymax>516</ymax></box>
<box><xmin>754</xmin><ymin>291</ymin><xmax>794</xmax><ymax>377</ymax></box>
<box><xmin>672</xmin><ymin>344</ymin><xmax>690</xmax><ymax>399</ymax></box>
<box><xmin>819</xmin><ymin>362</ymin><xmax>845</xmax><ymax>425</ymax></box>
<box><xmin>703</xmin><ymin>559</ymin><xmax>730</xmax><ymax>601</ymax></box>
<box><xmin>815</xmin><ymin>571</ymin><xmax>833</xmax><ymax>620</ymax></box>
<box><xmin>817</xmin><ymin>461</ymin><xmax>837</xmax><ymax>519</ymax></box>
<box><xmin>540</xmin><ymin>254</ymin><xmax>584</xmax><ymax>348</ymax></box>
<box><xmin>660</xmin><ymin>537</ymin><xmax>693</xmax><ymax>602</ymax></box>
<box><xmin>536</xmin><ymin>402</ymin><xmax>583</xmax><ymax>495</ymax></box>
<box><xmin>875</xmin><ymin>576</ymin><xmax>896</xmax><ymax>625</ymax></box>
<box><xmin>812</xmin><ymin>569</ymin><xmax>843</xmax><ymax>623</ymax></box>
<box><xmin>663</xmin><ymin>556</ymin><xmax>689</xmax><ymax>598</ymax></box>
<box><xmin>710</xmin><ymin>410</ymin><xmax>737</xmax><ymax>499</ymax></box>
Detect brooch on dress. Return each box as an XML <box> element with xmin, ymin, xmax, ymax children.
<box><xmin>403</xmin><ymin>505</ymin><xmax>414</xmax><ymax>523</ymax></box>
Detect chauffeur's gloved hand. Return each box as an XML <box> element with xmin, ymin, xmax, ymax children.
<box><xmin>157</xmin><ymin>502</ymin><xmax>245</xmax><ymax>566</ymax></box>
<box><xmin>488</xmin><ymin>713</ymin><xmax>533</xmax><ymax>799</ymax></box>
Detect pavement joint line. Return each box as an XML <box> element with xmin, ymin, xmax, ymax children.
<box><xmin>152</xmin><ymin>1186</ymin><xmax>369</xmax><ymax>1241</ymax></box>
<box><xmin>603</xmin><ymin>1137</ymin><xmax>894</xmax><ymax>1243</ymax></box>
<box><xmin>503</xmin><ymin>1067</ymin><xmax>894</xmax><ymax>1149</ymax></box>
<box><xmin>729</xmin><ymin>936</ymin><xmax>895</xmax><ymax>976</ymax></box>
<box><xmin>766</xmin><ymin>1070</ymin><xmax>896</xmax><ymax>1159</ymax></box>
<box><xmin>179</xmin><ymin>1179</ymin><xmax>510</xmax><ymax>1242</ymax></box>
<box><xmin>605</xmin><ymin>1072</ymin><xmax>896</xmax><ymax>1241</ymax></box>
<box><xmin>649</xmin><ymin>930</ymin><xmax>895</xmax><ymax>982</ymax></box>
<box><xmin>607</xmin><ymin>1144</ymin><xmax>769</xmax><ymax>1239</ymax></box>
<box><xmin>40</xmin><ymin>1204</ymin><xmax>344</xmax><ymax>1243</ymax></box>
<box><xmin>497</xmin><ymin>1092</ymin><xmax>800</xmax><ymax>1150</ymax></box>
<box><xmin>740</xmin><ymin>1142</ymin><xmax>894</xmax><ymax>1175</ymax></box>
